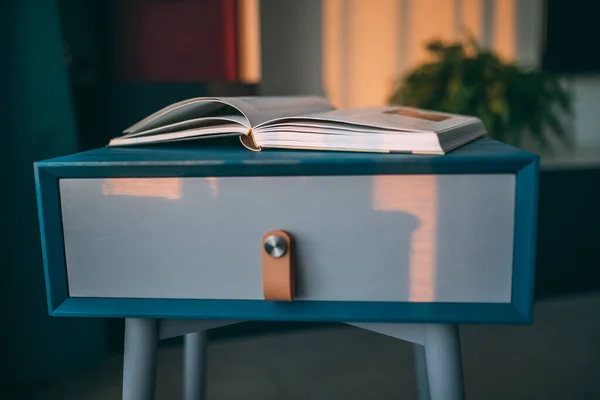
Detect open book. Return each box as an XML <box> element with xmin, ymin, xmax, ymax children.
<box><xmin>108</xmin><ymin>96</ymin><xmax>486</xmax><ymax>154</ymax></box>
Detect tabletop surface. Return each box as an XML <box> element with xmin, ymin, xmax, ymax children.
<box><xmin>37</xmin><ymin>137</ymin><xmax>536</xmax><ymax>168</ymax></box>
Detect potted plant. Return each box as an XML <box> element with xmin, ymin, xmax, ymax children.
<box><xmin>388</xmin><ymin>37</ymin><xmax>573</xmax><ymax>151</ymax></box>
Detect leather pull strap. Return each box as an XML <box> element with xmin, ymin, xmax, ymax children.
<box><xmin>262</xmin><ymin>230</ymin><xmax>295</xmax><ymax>301</ymax></box>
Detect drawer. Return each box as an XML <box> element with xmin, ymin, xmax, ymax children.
<box><xmin>60</xmin><ymin>174</ymin><xmax>516</xmax><ymax>304</ymax></box>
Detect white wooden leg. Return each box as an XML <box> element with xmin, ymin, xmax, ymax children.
<box><xmin>423</xmin><ymin>324</ymin><xmax>465</xmax><ymax>400</ymax></box>
<box><xmin>159</xmin><ymin>320</ymin><xmax>241</xmax><ymax>399</ymax></box>
<box><xmin>347</xmin><ymin>322</ymin><xmax>464</xmax><ymax>399</ymax></box>
<box><xmin>122</xmin><ymin>318</ymin><xmax>158</xmax><ymax>400</ymax></box>
<box><xmin>413</xmin><ymin>344</ymin><xmax>431</xmax><ymax>400</ymax></box>
<box><xmin>183</xmin><ymin>331</ymin><xmax>208</xmax><ymax>400</ymax></box>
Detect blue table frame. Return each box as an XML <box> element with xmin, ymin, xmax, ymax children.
<box><xmin>34</xmin><ymin>138</ymin><xmax>539</xmax><ymax>399</ymax></box>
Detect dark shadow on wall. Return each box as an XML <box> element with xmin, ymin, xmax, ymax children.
<box><xmin>0</xmin><ymin>0</ymin><xmax>107</xmax><ymax>387</ymax></box>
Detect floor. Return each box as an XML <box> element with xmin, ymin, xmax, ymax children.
<box><xmin>5</xmin><ymin>293</ymin><xmax>600</xmax><ymax>399</ymax></box>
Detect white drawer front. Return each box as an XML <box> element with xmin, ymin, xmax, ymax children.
<box><xmin>60</xmin><ymin>174</ymin><xmax>515</xmax><ymax>303</ymax></box>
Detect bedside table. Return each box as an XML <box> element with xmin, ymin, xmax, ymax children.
<box><xmin>34</xmin><ymin>138</ymin><xmax>538</xmax><ymax>400</ymax></box>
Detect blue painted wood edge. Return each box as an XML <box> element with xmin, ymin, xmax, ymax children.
<box><xmin>511</xmin><ymin>156</ymin><xmax>540</xmax><ymax>322</ymax></box>
<box><xmin>34</xmin><ymin>164</ymin><xmax>69</xmax><ymax>313</ymax></box>
<box><xmin>38</xmin><ymin>160</ymin><xmax>530</xmax><ymax>178</ymax></box>
<box><xmin>53</xmin><ymin>298</ymin><xmax>528</xmax><ymax>324</ymax></box>
<box><xmin>35</xmin><ymin>138</ymin><xmax>535</xmax><ymax>178</ymax></box>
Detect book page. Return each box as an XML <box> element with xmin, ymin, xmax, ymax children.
<box><xmin>110</xmin><ymin>125</ymin><xmax>246</xmax><ymax>147</ymax></box>
<box><xmin>260</xmin><ymin>122</ymin><xmax>392</xmax><ymax>134</ymax></box>
<box><xmin>124</xmin><ymin>99</ymin><xmax>235</xmax><ymax>134</ymax></box>
<box><xmin>256</xmin><ymin>106</ymin><xmax>479</xmax><ymax>133</ymax></box>
<box><xmin>224</xmin><ymin>96</ymin><xmax>335</xmax><ymax>126</ymax></box>
<box><xmin>124</xmin><ymin>96</ymin><xmax>334</xmax><ymax>135</ymax></box>
<box><xmin>123</xmin><ymin>116</ymin><xmax>249</xmax><ymax>138</ymax></box>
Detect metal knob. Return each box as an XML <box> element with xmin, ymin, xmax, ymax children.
<box><xmin>264</xmin><ymin>234</ymin><xmax>287</xmax><ymax>258</ymax></box>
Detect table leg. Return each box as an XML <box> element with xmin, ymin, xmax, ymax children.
<box><xmin>122</xmin><ymin>318</ymin><xmax>158</xmax><ymax>400</ymax></box>
<box><xmin>413</xmin><ymin>343</ymin><xmax>431</xmax><ymax>400</ymax></box>
<box><xmin>183</xmin><ymin>331</ymin><xmax>208</xmax><ymax>400</ymax></box>
<box><xmin>423</xmin><ymin>324</ymin><xmax>465</xmax><ymax>400</ymax></box>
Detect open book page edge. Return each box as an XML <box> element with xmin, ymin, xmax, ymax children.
<box><xmin>254</xmin><ymin>116</ymin><xmax>427</xmax><ymax>133</ymax></box>
<box><xmin>254</xmin><ymin>106</ymin><xmax>477</xmax><ymax>134</ymax></box>
<box><xmin>258</xmin><ymin>125</ymin><xmax>431</xmax><ymax>135</ymax></box>
<box><xmin>257</xmin><ymin>144</ymin><xmax>392</xmax><ymax>153</ymax></box>
<box><xmin>122</xmin><ymin>116</ymin><xmax>250</xmax><ymax>139</ymax></box>
<box><xmin>125</xmin><ymin>96</ymin><xmax>334</xmax><ymax>135</ymax></box>
<box><xmin>227</xmin><ymin>96</ymin><xmax>335</xmax><ymax>127</ymax></box>
<box><xmin>124</xmin><ymin>97</ymin><xmax>219</xmax><ymax>133</ymax></box>
<box><xmin>253</xmin><ymin>113</ymin><xmax>415</xmax><ymax>131</ymax></box>
<box><xmin>109</xmin><ymin>126</ymin><xmax>245</xmax><ymax>147</ymax></box>
<box><xmin>124</xmin><ymin>98</ymin><xmax>253</xmax><ymax>135</ymax></box>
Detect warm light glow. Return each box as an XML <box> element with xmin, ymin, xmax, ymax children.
<box><xmin>102</xmin><ymin>178</ymin><xmax>182</xmax><ymax>200</ymax></box>
<box><xmin>407</xmin><ymin>0</ymin><xmax>458</xmax><ymax>67</ymax></box>
<box><xmin>237</xmin><ymin>0</ymin><xmax>262</xmax><ymax>83</ymax></box>
<box><xmin>323</xmin><ymin>0</ymin><xmax>345</xmax><ymax>108</ymax></box>
<box><xmin>322</xmin><ymin>0</ymin><xmax>518</xmax><ymax>109</ymax></box>
<box><xmin>206</xmin><ymin>177</ymin><xmax>219</xmax><ymax>199</ymax></box>
<box><xmin>461</xmin><ymin>0</ymin><xmax>484</xmax><ymax>41</ymax></box>
<box><xmin>373</xmin><ymin>175</ymin><xmax>437</xmax><ymax>302</ymax></box>
<box><xmin>492</xmin><ymin>0</ymin><xmax>516</xmax><ymax>61</ymax></box>
<box><xmin>323</xmin><ymin>0</ymin><xmax>402</xmax><ymax>108</ymax></box>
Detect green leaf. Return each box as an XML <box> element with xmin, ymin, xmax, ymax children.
<box><xmin>388</xmin><ymin>37</ymin><xmax>573</xmax><ymax>150</ymax></box>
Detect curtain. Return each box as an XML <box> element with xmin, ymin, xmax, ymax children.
<box><xmin>0</xmin><ymin>0</ymin><xmax>107</xmax><ymax>386</ymax></box>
